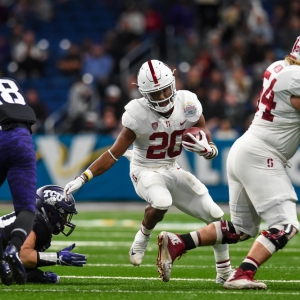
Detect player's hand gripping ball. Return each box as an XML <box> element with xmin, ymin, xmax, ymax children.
<box><xmin>182</xmin><ymin>127</ymin><xmax>202</xmax><ymax>143</ymax></box>
<box><xmin>182</xmin><ymin>127</ymin><xmax>213</xmax><ymax>156</ymax></box>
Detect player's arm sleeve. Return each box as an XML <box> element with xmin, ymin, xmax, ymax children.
<box><xmin>33</xmin><ymin>213</ymin><xmax>52</xmax><ymax>251</ymax></box>
<box><xmin>122</xmin><ymin>111</ymin><xmax>140</xmax><ymax>137</ymax></box>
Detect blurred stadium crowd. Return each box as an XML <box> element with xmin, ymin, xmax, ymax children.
<box><xmin>0</xmin><ymin>0</ymin><xmax>298</xmax><ymax>138</ymax></box>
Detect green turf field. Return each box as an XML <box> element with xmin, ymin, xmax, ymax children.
<box><xmin>0</xmin><ymin>209</ymin><xmax>300</xmax><ymax>300</ymax></box>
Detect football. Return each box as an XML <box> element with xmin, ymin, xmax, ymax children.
<box><xmin>182</xmin><ymin>127</ymin><xmax>202</xmax><ymax>144</ymax></box>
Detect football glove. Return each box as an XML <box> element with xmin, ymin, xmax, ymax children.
<box><xmin>43</xmin><ymin>271</ymin><xmax>60</xmax><ymax>284</ymax></box>
<box><xmin>57</xmin><ymin>243</ymin><xmax>87</xmax><ymax>267</ymax></box>
<box><xmin>64</xmin><ymin>175</ymin><xmax>85</xmax><ymax>197</ymax></box>
<box><xmin>182</xmin><ymin>131</ymin><xmax>212</xmax><ymax>156</ymax></box>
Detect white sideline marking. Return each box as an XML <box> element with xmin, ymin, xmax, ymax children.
<box><xmin>59</xmin><ymin>275</ymin><xmax>300</xmax><ymax>283</ymax></box>
<box><xmin>0</xmin><ymin>289</ymin><xmax>299</xmax><ymax>295</ymax></box>
<box><xmin>1</xmin><ymin>277</ymin><xmax>300</xmax><ymax>295</ymax></box>
<box><xmin>75</xmin><ymin>220</ymin><xmax>206</xmax><ymax>230</ymax></box>
<box><xmin>50</xmin><ymin>240</ymin><xmax>300</xmax><ymax>253</ymax></box>
<box><xmin>74</xmin><ymin>220</ymin><xmax>270</xmax><ymax>230</ymax></box>
<box><xmin>85</xmin><ymin>264</ymin><xmax>300</xmax><ymax>270</ymax></box>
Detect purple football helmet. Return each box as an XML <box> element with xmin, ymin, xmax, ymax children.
<box><xmin>36</xmin><ymin>185</ymin><xmax>77</xmax><ymax>236</ymax></box>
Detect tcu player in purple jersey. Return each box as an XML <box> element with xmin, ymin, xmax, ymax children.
<box><xmin>155</xmin><ymin>37</ymin><xmax>300</xmax><ymax>290</ymax></box>
<box><xmin>1</xmin><ymin>185</ymin><xmax>86</xmax><ymax>284</ymax></box>
<box><xmin>64</xmin><ymin>60</ymin><xmax>233</xmax><ymax>284</ymax></box>
<box><xmin>0</xmin><ymin>77</ymin><xmax>37</xmax><ymax>285</ymax></box>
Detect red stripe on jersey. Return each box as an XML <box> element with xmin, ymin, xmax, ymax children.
<box><xmin>147</xmin><ymin>60</ymin><xmax>158</xmax><ymax>84</ymax></box>
<box><xmin>264</xmin><ymin>70</ymin><xmax>271</xmax><ymax>80</ymax></box>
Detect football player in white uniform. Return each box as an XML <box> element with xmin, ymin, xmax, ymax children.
<box><xmin>155</xmin><ymin>38</ymin><xmax>300</xmax><ymax>290</ymax></box>
<box><xmin>63</xmin><ymin>60</ymin><xmax>232</xmax><ymax>283</ymax></box>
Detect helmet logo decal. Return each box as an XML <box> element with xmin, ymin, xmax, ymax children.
<box><xmin>147</xmin><ymin>60</ymin><xmax>159</xmax><ymax>84</ymax></box>
<box><xmin>43</xmin><ymin>190</ymin><xmax>64</xmax><ymax>205</ymax></box>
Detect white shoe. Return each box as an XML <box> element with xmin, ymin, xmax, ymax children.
<box><xmin>129</xmin><ymin>230</ymin><xmax>150</xmax><ymax>266</ymax></box>
<box><xmin>223</xmin><ymin>268</ymin><xmax>267</xmax><ymax>290</ymax></box>
<box><xmin>216</xmin><ymin>268</ymin><xmax>233</xmax><ymax>284</ymax></box>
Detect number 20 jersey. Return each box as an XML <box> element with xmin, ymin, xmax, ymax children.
<box><xmin>249</xmin><ymin>60</ymin><xmax>300</xmax><ymax>160</ymax></box>
<box><xmin>122</xmin><ymin>90</ymin><xmax>202</xmax><ymax>167</ymax></box>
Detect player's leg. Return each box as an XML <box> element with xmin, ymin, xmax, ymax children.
<box><xmin>0</xmin><ymin>136</ymin><xmax>14</xmax><ymax>285</ymax></box>
<box><xmin>5</xmin><ymin>130</ymin><xmax>36</xmax><ymax>284</ymax></box>
<box><xmin>226</xmin><ymin>186</ymin><xmax>298</xmax><ymax>289</ymax></box>
<box><xmin>158</xmin><ymin>168</ymin><xmax>232</xmax><ymax>283</ymax></box>
<box><xmin>224</xmin><ymin>147</ymin><xmax>298</xmax><ymax>290</ymax></box>
<box><xmin>129</xmin><ymin>167</ymin><xmax>171</xmax><ymax>266</ymax></box>
<box><xmin>222</xmin><ymin>174</ymin><xmax>265</xmax><ymax>289</ymax></box>
<box><xmin>0</xmin><ymin>233</ymin><xmax>13</xmax><ymax>286</ymax></box>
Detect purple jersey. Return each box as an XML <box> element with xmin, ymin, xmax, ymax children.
<box><xmin>0</xmin><ymin>77</ymin><xmax>37</xmax><ymax>213</ymax></box>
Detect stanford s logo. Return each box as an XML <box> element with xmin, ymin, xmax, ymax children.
<box><xmin>152</xmin><ymin>122</ymin><xmax>158</xmax><ymax>130</ymax></box>
<box><xmin>267</xmin><ymin>158</ymin><xmax>273</xmax><ymax>168</ymax></box>
<box><xmin>132</xmin><ymin>174</ymin><xmax>138</xmax><ymax>183</ymax></box>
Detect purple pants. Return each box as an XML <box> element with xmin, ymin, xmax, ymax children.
<box><xmin>0</xmin><ymin>127</ymin><xmax>36</xmax><ymax>213</ymax></box>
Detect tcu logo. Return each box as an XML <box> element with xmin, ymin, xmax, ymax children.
<box><xmin>267</xmin><ymin>158</ymin><xmax>274</xmax><ymax>168</ymax></box>
<box><xmin>43</xmin><ymin>190</ymin><xmax>63</xmax><ymax>204</ymax></box>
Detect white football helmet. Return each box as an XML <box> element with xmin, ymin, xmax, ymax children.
<box><xmin>137</xmin><ymin>60</ymin><xmax>176</xmax><ymax>113</ymax></box>
<box><xmin>290</xmin><ymin>36</ymin><xmax>300</xmax><ymax>62</ymax></box>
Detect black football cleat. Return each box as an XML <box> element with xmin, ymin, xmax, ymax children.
<box><xmin>0</xmin><ymin>259</ymin><xmax>13</xmax><ymax>286</ymax></box>
<box><xmin>4</xmin><ymin>245</ymin><xmax>26</xmax><ymax>285</ymax></box>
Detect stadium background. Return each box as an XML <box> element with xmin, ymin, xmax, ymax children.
<box><xmin>0</xmin><ymin>0</ymin><xmax>299</xmax><ymax>202</ymax></box>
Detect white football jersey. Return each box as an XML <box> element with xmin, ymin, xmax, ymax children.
<box><xmin>248</xmin><ymin>60</ymin><xmax>300</xmax><ymax>160</ymax></box>
<box><xmin>122</xmin><ymin>90</ymin><xmax>202</xmax><ymax>167</ymax></box>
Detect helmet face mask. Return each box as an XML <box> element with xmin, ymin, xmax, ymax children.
<box><xmin>36</xmin><ymin>185</ymin><xmax>77</xmax><ymax>237</ymax></box>
<box><xmin>137</xmin><ymin>60</ymin><xmax>176</xmax><ymax>114</ymax></box>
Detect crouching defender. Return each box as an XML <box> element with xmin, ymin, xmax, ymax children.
<box><xmin>157</xmin><ymin>36</ymin><xmax>300</xmax><ymax>290</ymax></box>
<box><xmin>0</xmin><ymin>185</ymin><xmax>87</xmax><ymax>284</ymax></box>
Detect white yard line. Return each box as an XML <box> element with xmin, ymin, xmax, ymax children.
<box><xmin>1</xmin><ymin>289</ymin><xmax>299</xmax><ymax>295</ymax></box>
<box><xmin>50</xmin><ymin>240</ymin><xmax>300</xmax><ymax>253</ymax></box>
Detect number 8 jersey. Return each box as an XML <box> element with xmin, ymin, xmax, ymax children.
<box><xmin>122</xmin><ymin>90</ymin><xmax>202</xmax><ymax>167</ymax></box>
<box><xmin>0</xmin><ymin>77</ymin><xmax>36</xmax><ymax>125</ymax></box>
<box><xmin>249</xmin><ymin>60</ymin><xmax>300</xmax><ymax>160</ymax></box>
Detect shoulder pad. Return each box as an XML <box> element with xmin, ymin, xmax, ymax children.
<box><xmin>274</xmin><ymin>66</ymin><xmax>300</xmax><ymax>92</ymax></box>
<box><xmin>176</xmin><ymin>90</ymin><xmax>202</xmax><ymax>122</ymax></box>
<box><xmin>124</xmin><ymin>98</ymin><xmax>148</xmax><ymax>123</ymax></box>
<box><xmin>34</xmin><ymin>212</ymin><xmax>53</xmax><ymax>234</ymax></box>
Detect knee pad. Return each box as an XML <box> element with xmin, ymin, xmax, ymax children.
<box><xmin>209</xmin><ymin>203</ymin><xmax>224</xmax><ymax>220</ymax></box>
<box><xmin>214</xmin><ymin>220</ymin><xmax>252</xmax><ymax>244</ymax></box>
<box><xmin>260</xmin><ymin>224</ymin><xmax>297</xmax><ymax>252</ymax></box>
